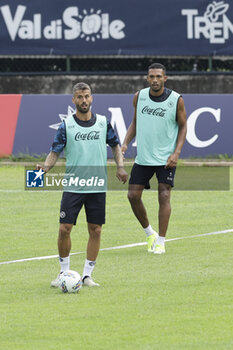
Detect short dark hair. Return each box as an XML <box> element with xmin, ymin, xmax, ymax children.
<box><xmin>148</xmin><ymin>63</ymin><xmax>166</xmax><ymax>73</ymax></box>
<box><xmin>73</xmin><ymin>82</ymin><xmax>91</xmax><ymax>95</ymax></box>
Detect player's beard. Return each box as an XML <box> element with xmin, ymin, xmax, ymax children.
<box><xmin>151</xmin><ymin>83</ymin><xmax>163</xmax><ymax>93</ymax></box>
<box><xmin>76</xmin><ymin>103</ymin><xmax>90</xmax><ymax>113</ymax></box>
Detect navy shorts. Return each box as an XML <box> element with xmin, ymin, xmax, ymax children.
<box><xmin>129</xmin><ymin>163</ymin><xmax>176</xmax><ymax>188</ymax></box>
<box><xmin>60</xmin><ymin>192</ymin><xmax>106</xmax><ymax>225</ymax></box>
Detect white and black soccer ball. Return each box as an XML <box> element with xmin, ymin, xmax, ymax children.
<box><xmin>58</xmin><ymin>270</ymin><xmax>82</xmax><ymax>293</ymax></box>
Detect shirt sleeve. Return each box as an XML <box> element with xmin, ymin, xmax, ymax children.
<box><xmin>50</xmin><ymin>121</ymin><xmax>66</xmax><ymax>153</ymax></box>
<box><xmin>106</xmin><ymin>120</ymin><xmax>119</xmax><ymax>147</ymax></box>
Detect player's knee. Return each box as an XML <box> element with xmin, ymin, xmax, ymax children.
<box><xmin>59</xmin><ymin>223</ymin><xmax>72</xmax><ymax>238</ymax></box>
<box><xmin>94</xmin><ymin>225</ymin><xmax>101</xmax><ymax>236</ymax></box>
<box><xmin>128</xmin><ymin>190</ymin><xmax>139</xmax><ymax>203</ymax></box>
<box><xmin>158</xmin><ymin>189</ymin><xmax>170</xmax><ymax>205</ymax></box>
<box><xmin>89</xmin><ymin>224</ymin><xmax>102</xmax><ymax>238</ymax></box>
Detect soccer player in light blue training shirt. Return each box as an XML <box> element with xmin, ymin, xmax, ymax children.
<box><xmin>122</xmin><ymin>63</ymin><xmax>187</xmax><ymax>254</ymax></box>
<box><xmin>38</xmin><ymin>82</ymin><xmax>128</xmax><ymax>287</ymax></box>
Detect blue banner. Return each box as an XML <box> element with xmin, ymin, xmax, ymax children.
<box><xmin>1</xmin><ymin>93</ymin><xmax>231</xmax><ymax>158</ymax></box>
<box><xmin>0</xmin><ymin>0</ymin><xmax>233</xmax><ymax>55</ymax></box>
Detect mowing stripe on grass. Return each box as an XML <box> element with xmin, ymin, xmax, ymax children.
<box><xmin>0</xmin><ymin>228</ymin><xmax>233</xmax><ymax>266</ymax></box>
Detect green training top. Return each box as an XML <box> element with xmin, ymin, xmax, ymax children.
<box><xmin>63</xmin><ymin>114</ymin><xmax>107</xmax><ymax>193</ymax></box>
<box><xmin>135</xmin><ymin>87</ymin><xmax>180</xmax><ymax>166</ymax></box>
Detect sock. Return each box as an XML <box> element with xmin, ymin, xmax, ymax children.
<box><xmin>144</xmin><ymin>225</ymin><xmax>155</xmax><ymax>237</ymax></box>
<box><xmin>156</xmin><ymin>236</ymin><xmax>165</xmax><ymax>246</ymax></box>
<box><xmin>59</xmin><ymin>256</ymin><xmax>70</xmax><ymax>273</ymax></box>
<box><xmin>82</xmin><ymin>259</ymin><xmax>96</xmax><ymax>279</ymax></box>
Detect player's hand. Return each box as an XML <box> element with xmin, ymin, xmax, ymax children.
<box><xmin>165</xmin><ymin>153</ymin><xmax>179</xmax><ymax>168</ymax></box>
<box><xmin>36</xmin><ymin>164</ymin><xmax>47</xmax><ymax>173</ymax></box>
<box><xmin>36</xmin><ymin>164</ymin><xmax>43</xmax><ymax>170</ymax></box>
<box><xmin>116</xmin><ymin>167</ymin><xmax>128</xmax><ymax>184</ymax></box>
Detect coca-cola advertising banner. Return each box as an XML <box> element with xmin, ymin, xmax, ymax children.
<box><xmin>0</xmin><ymin>93</ymin><xmax>232</xmax><ymax>158</ymax></box>
<box><xmin>0</xmin><ymin>0</ymin><xmax>233</xmax><ymax>55</ymax></box>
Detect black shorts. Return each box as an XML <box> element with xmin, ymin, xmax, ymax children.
<box><xmin>129</xmin><ymin>163</ymin><xmax>176</xmax><ymax>188</ymax></box>
<box><xmin>60</xmin><ymin>192</ymin><xmax>106</xmax><ymax>225</ymax></box>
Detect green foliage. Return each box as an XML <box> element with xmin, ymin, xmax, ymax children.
<box><xmin>1</xmin><ymin>153</ymin><xmax>48</xmax><ymax>162</ymax></box>
<box><xmin>185</xmin><ymin>154</ymin><xmax>233</xmax><ymax>161</ymax></box>
<box><xmin>1</xmin><ymin>153</ymin><xmax>233</xmax><ymax>163</ymax></box>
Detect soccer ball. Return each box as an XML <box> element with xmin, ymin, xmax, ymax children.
<box><xmin>58</xmin><ymin>270</ymin><xmax>82</xmax><ymax>293</ymax></box>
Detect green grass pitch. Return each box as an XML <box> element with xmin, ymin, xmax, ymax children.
<box><xmin>0</xmin><ymin>165</ymin><xmax>233</xmax><ymax>350</ymax></box>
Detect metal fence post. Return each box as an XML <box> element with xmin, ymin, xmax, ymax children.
<box><xmin>208</xmin><ymin>56</ymin><xmax>213</xmax><ymax>71</ymax></box>
<box><xmin>66</xmin><ymin>56</ymin><xmax>71</xmax><ymax>72</ymax></box>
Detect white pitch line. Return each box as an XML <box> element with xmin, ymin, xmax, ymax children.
<box><xmin>0</xmin><ymin>228</ymin><xmax>233</xmax><ymax>266</ymax></box>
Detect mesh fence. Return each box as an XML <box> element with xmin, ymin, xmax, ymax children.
<box><xmin>1</xmin><ymin>56</ymin><xmax>233</xmax><ymax>74</ymax></box>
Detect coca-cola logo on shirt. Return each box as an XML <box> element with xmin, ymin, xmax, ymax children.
<box><xmin>75</xmin><ymin>131</ymin><xmax>100</xmax><ymax>141</ymax></box>
<box><xmin>141</xmin><ymin>106</ymin><xmax>166</xmax><ymax>117</ymax></box>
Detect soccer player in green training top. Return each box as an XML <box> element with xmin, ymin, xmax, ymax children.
<box><xmin>38</xmin><ymin>82</ymin><xmax>128</xmax><ymax>287</ymax></box>
<box><xmin>122</xmin><ymin>63</ymin><xmax>187</xmax><ymax>254</ymax></box>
